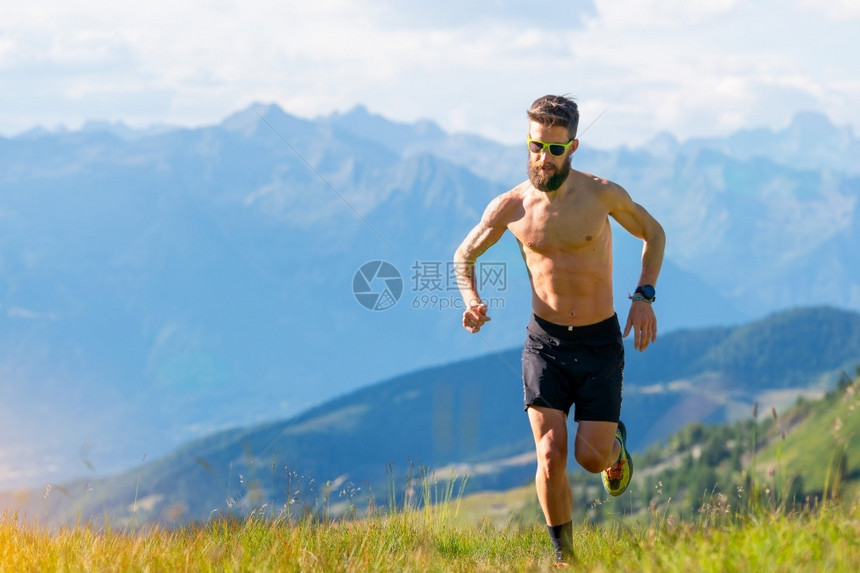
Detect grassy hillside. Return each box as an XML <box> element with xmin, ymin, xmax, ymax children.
<box><xmin>2</xmin><ymin>493</ymin><xmax>856</xmax><ymax>571</ymax></box>
<box><xmin>629</xmin><ymin>371</ymin><xmax>859</xmax><ymax>519</ymax></box>
<box><xmin>451</xmin><ymin>370</ymin><xmax>859</xmax><ymax>528</ymax></box>
<box><xmin>2</xmin><ymin>307</ymin><xmax>858</xmax><ymax>528</ymax></box>
<box><xmin>755</xmin><ymin>373</ymin><xmax>859</xmax><ymax>502</ymax></box>
<box><xmin>1</xmin><ymin>375</ymin><xmax>858</xmax><ymax>571</ymax></box>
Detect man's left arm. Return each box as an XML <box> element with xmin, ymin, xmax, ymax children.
<box><xmin>607</xmin><ymin>184</ymin><xmax>666</xmax><ymax>351</ymax></box>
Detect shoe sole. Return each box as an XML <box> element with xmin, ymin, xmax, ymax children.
<box><xmin>608</xmin><ymin>420</ymin><xmax>632</xmax><ymax>496</ymax></box>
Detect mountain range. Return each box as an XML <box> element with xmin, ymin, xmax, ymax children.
<box><xmin>4</xmin><ymin>306</ymin><xmax>858</xmax><ymax>526</ymax></box>
<box><xmin>0</xmin><ymin>104</ymin><xmax>858</xmax><ymax>489</ymax></box>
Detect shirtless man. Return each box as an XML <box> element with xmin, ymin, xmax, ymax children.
<box><xmin>454</xmin><ymin>95</ymin><xmax>665</xmax><ymax>564</ymax></box>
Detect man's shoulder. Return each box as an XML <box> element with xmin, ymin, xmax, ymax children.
<box><xmin>505</xmin><ymin>180</ymin><xmax>533</xmax><ymax>197</ymax></box>
<box><xmin>572</xmin><ymin>169</ymin><xmax>619</xmax><ymax>191</ymax></box>
<box><xmin>571</xmin><ymin>170</ymin><xmax>627</xmax><ymax>202</ymax></box>
<box><xmin>483</xmin><ymin>184</ymin><xmax>528</xmax><ymax>226</ymax></box>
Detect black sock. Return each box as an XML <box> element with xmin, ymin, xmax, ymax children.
<box><xmin>547</xmin><ymin>521</ymin><xmax>574</xmax><ymax>561</ymax></box>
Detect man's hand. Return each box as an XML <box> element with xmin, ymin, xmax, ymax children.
<box><xmin>623</xmin><ymin>301</ymin><xmax>657</xmax><ymax>351</ymax></box>
<box><xmin>462</xmin><ymin>302</ymin><xmax>491</xmax><ymax>334</ymax></box>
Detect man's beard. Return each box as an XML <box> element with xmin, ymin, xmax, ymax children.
<box><xmin>528</xmin><ymin>156</ymin><xmax>571</xmax><ymax>192</ymax></box>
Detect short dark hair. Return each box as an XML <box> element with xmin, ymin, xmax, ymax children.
<box><xmin>527</xmin><ymin>95</ymin><xmax>580</xmax><ymax>139</ymax></box>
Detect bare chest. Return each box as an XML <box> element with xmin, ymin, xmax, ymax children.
<box><xmin>510</xmin><ymin>197</ymin><xmax>610</xmax><ymax>254</ymax></box>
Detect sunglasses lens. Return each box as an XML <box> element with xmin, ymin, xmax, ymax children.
<box><xmin>528</xmin><ymin>139</ymin><xmax>569</xmax><ymax>156</ymax></box>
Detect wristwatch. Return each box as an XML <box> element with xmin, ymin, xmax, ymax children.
<box><xmin>632</xmin><ymin>284</ymin><xmax>656</xmax><ymax>303</ymax></box>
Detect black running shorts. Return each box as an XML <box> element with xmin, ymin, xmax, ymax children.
<box><xmin>521</xmin><ymin>313</ymin><xmax>624</xmax><ymax>422</ymax></box>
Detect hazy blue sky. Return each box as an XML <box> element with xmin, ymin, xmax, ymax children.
<box><xmin>2</xmin><ymin>0</ymin><xmax>858</xmax><ymax>148</ymax></box>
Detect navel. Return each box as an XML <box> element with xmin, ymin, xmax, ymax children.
<box><xmin>585</xmin><ymin>235</ymin><xmax>593</xmax><ymax>242</ymax></box>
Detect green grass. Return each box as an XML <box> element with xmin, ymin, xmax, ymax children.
<box><xmin>2</xmin><ymin>500</ymin><xmax>857</xmax><ymax>572</ymax></box>
<box><xmin>4</xmin><ymin>376</ymin><xmax>857</xmax><ymax>571</ymax></box>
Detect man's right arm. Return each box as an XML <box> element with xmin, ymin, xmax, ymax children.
<box><xmin>453</xmin><ymin>194</ymin><xmax>511</xmax><ymax>333</ymax></box>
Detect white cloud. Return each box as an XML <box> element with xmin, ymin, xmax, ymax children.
<box><xmin>0</xmin><ymin>0</ymin><xmax>858</xmax><ymax>148</ymax></box>
<box><xmin>594</xmin><ymin>0</ymin><xmax>738</xmax><ymax>29</ymax></box>
<box><xmin>796</xmin><ymin>0</ymin><xmax>860</xmax><ymax>20</ymax></box>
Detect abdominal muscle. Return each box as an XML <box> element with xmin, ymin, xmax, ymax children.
<box><xmin>523</xmin><ymin>248</ymin><xmax>615</xmax><ymax>327</ymax></box>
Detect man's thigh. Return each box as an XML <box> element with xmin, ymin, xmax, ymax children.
<box><xmin>527</xmin><ymin>405</ymin><xmax>569</xmax><ymax>452</ymax></box>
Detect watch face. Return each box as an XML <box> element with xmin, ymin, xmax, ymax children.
<box><xmin>638</xmin><ymin>285</ymin><xmax>655</xmax><ymax>299</ymax></box>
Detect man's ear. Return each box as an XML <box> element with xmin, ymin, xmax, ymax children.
<box><xmin>570</xmin><ymin>139</ymin><xmax>580</xmax><ymax>154</ymax></box>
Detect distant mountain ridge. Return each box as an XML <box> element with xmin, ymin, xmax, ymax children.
<box><xmin>4</xmin><ymin>306</ymin><xmax>858</xmax><ymax>526</ymax></box>
<box><xmin>327</xmin><ymin>104</ymin><xmax>860</xmax><ymax>313</ymax></box>
<box><xmin>0</xmin><ymin>104</ymin><xmax>858</xmax><ymax>490</ymax></box>
<box><xmin>677</xmin><ymin>111</ymin><xmax>860</xmax><ymax>176</ymax></box>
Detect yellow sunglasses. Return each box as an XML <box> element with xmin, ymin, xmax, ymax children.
<box><xmin>527</xmin><ymin>137</ymin><xmax>574</xmax><ymax>157</ymax></box>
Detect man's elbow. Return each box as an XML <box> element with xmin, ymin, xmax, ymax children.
<box><xmin>454</xmin><ymin>246</ymin><xmax>475</xmax><ymax>265</ymax></box>
<box><xmin>648</xmin><ymin>221</ymin><xmax>666</xmax><ymax>250</ymax></box>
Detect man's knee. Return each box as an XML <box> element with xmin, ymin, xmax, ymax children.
<box><xmin>574</xmin><ymin>421</ymin><xmax>619</xmax><ymax>473</ymax></box>
<box><xmin>574</xmin><ymin>440</ymin><xmax>615</xmax><ymax>473</ymax></box>
<box><xmin>575</xmin><ymin>450</ymin><xmax>608</xmax><ymax>474</ymax></box>
<box><xmin>536</xmin><ymin>438</ymin><xmax>568</xmax><ymax>479</ymax></box>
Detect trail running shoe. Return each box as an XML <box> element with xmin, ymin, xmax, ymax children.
<box><xmin>602</xmin><ymin>420</ymin><xmax>632</xmax><ymax>496</ymax></box>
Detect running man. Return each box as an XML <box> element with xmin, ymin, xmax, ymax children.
<box><xmin>453</xmin><ymin>95</ymin><xmax>665</xmax><ymax>565</ymax></box>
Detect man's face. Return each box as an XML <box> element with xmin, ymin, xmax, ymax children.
<box><xmin>527</xmin><ymin>121</ymin><xmax>577</xmax><ymax>193</ymax></box>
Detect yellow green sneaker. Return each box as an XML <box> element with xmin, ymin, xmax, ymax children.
<box><xmin>602</xmin><ymin>420</ymin><xmax>632</xmax><ymax>496</ymax></box>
